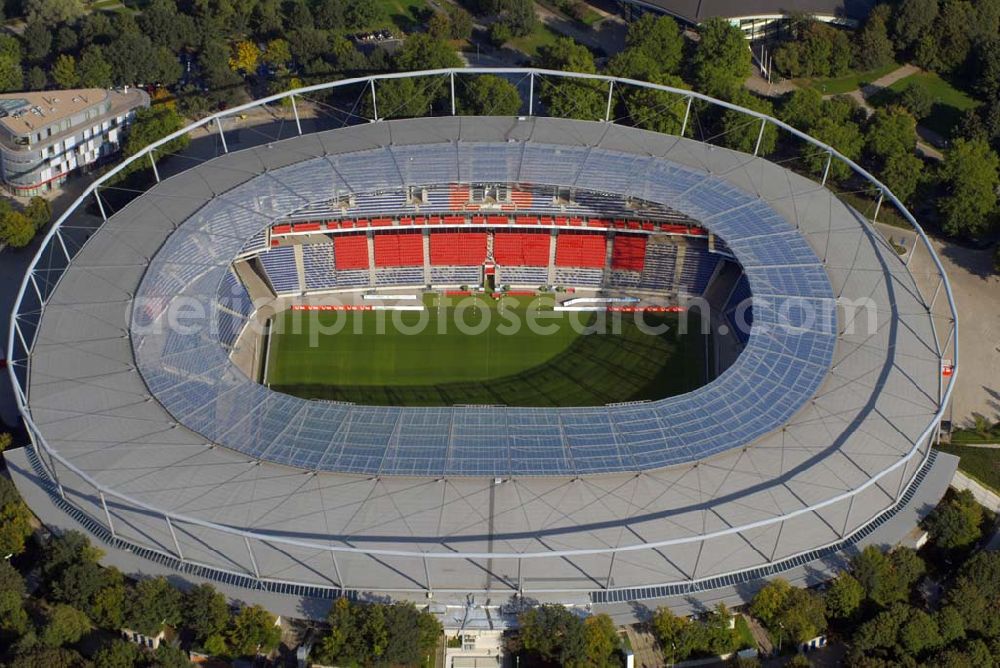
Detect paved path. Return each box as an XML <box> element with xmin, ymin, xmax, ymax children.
<box><xmin>533</xmin><ymin>1</ymin><xmax>626</xmax><ymax>56</ymax></box>
<box><xmin>951</xmin><ymin>470</ymin><xmax>1000</xmax><ymax>511</ymax></box>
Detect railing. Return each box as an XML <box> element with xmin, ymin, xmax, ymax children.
<box><xmin>5</xmin><ymin>69</ymin><xmax>958</xmax><ymax>595</ymax></box>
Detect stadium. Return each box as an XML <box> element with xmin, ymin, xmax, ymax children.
<box><xmin>5</xmin><ymin>69</ymin><xmax>960</xmax><ymax>622</ymax></box>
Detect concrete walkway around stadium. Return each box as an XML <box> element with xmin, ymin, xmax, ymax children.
<box><xmin>951</xmin><ymin>470</ymin><xmax>1000</xmax><ymax>512</ymax></box>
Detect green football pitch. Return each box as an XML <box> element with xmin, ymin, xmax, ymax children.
<box><xmin>265</xmin><ymin>296</ymin><xmax>708</xmax><ymax>407</ymax></box>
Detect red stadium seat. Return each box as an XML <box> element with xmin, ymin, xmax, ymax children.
<box><xmin>429</xmin><ymin>231</ymin><xmax>487</xmax><ymax>265</ymax></box>
<box><xmin>374</xmin><ymin>232</ymin><xmax>423</xmax><ymax>267</ymax></box>
<box><xmin>555</xmin><ymin>232</ymin><xmax>606</xmax><ymax>268</ymax></box>
<box><xmin>611</xmin><ymin>234</ymin><xmax>647</xmax><ymax>271</ymax></box>
<box><xmin>334</xmin><ymin>234</ymin><xmax>369</xmax><ymax>270</ymax></box>
<box><xmin>494</xmin><ymin>232</ymin><xmax>550</xmax><ymax>266</ymax></box>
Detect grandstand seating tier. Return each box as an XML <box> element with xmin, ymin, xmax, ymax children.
<box><xmin>374</xmin><ymin>232</ymin><xmax>423</xmax><ymax>267</ymax></box>
<box><xmin>429</xmin><ymin>232</ymin><xmax>487</xmax><ymax>266</ymax></box>
<box><xmin>334</xmin><ymin>234</ymin><xmax>370</xmax><ymax>270</ymax></box>
<box><xmin>555</xmin><ymin>233</ymin><xmax>606</xmax><ymax>268</ymax></box>
<box><xmin>494</xmin><ymin>231</ymin><xmax>550</xmax><ymax>266</ymax></box>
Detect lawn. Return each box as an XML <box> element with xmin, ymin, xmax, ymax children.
<box><xmin>936</xmin><ymin>444</ymin><xmax>1000</xmax><ymax>492</ymax></box>
<box><xmin>266</xmin><ymin>296</ymin><xmax>707</xmax><ymax>407</ymax></box>
<box><xmin>882</xmin><ymin>71</ymin><xmax>980</xmax><ymax>137</ymax></box>
<box><xmin>795</xmin><ymin>62</ymin><xmax>900</xmax><ymax>96</ymax></box>
<box><xmin>366</xmin><ymin>0</ymin><xmax>431</xmax><ymax>33</ymax></box>
<box><xmin>508</xmin><ymin>22</ymin><xmax>563</xmax><ymax>59</ymax></box>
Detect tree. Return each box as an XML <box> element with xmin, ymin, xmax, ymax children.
<box><xmin>0</xmin><ymin>559</ymin><xmax>29</xmax><ymax>636</ymax></box>
<box><xmin>854</xmin><ymin>5</ymin><xmax>894</xmax><ymax>71</ymax></box>
<box><xmin>780</xmin><ymin>88</ymin><xmax>824</xmax><ymax>132</ymax></box>
<box><xmin>892</xmin><ymin>0</ymin><xmax>939</xmax><ymax>53</ymax></box>
<box><xmin>428</xmin><ymin>10</ymin><xmax>452</xmax><ymax>40</ymax></box>
<box><xmin>935</xmin><ymin>605</ymin><xmax>965</xmax><ymax>645</ymax></box>
<box><xmin>825</xmin><ymin>571</ymin><xmax>865</xmax><ymax>619</ymax></box>
<box><xmin>934</xmin><ymin>0</ymin><xmax>976</xmax><ymax>72</ymax></box>
<box><xmin>229</xmin><ymin>40</ymin><xmax>262</xmax><ymax>76</ymax></box>
<box><xmin>0</xmin><ymin>34</ymin><xmax>22</xmax><ymax>93</ymax></box>
<box><xmin>518</xmin><ymin>604</ymin><xmax>586</xmax><ymax>665</ymax></box>
<box><xmin>25</xmin><ymin>0</ymin><xmax>83</xmax><ymax>24</ymax></box>
<box><xmin>119</xmin><ymin>106</ymin><xmax>190</xmax><ymax>180</ymax></box>
<box><xmin>41</xmin><ymin>604</ymin><xmax>91</xmax><ymax>648</ymax></box>
<box><xmin>0</xmin><ymin>432</ymin><xmax>11</xmax><ymax>452</ymax></box>
<box><xmin>489</xmin><ymin>22</ymin><xmax>513</xmax><ymax>47</ymax></box>
<box><xmin>93</xmin><ymin>639</ymin><xmax>142</xmax><ymax>668</ymax></box>
<box><xmin>972</xmin><ymin>37</ymin><xmax>1000</xmax><ymax>103</ymax></box>
<box><xmin>81</xmin><ymin>13</ymin><xmax>115</xmax><ymax>46</ymax></box>
<box><xmin>885</xmin><ymin>151</ymin><xmax>927</xmax><ymax>203</ymax></box>
<box><xmin>125</xmin><ymin>577</ymin><xmax>182</xmax><ymax>636</ymax></box>
<box><xmin>27</xmin><ymin>66</ymin><xmax>47</xmax><ymax>91</ymax></box>
<box><xmin>749</xmin><ymin>579</ymin><xmax>826</xmax><ymax>645</ymax></box>
<box><xmin>79</xmin><ymin>47</ymin><xmax>113</xmax><ymax>89</ymax></box>
<box><xmin>344</xmin><ymin>0</ymin><xmax>385</xmax><ymax>31</ymax></box>
<box><xmin>803</xmin><ymin>116</ymin><xmax>864</xmax><ymax>181</ymax></box>
<box><xmin>851</xmin><ymin>545</ymin><xmax>926</xmax><ymax>609</ymax></box>
<box><xmin>24</xmin><ymin>20</ymin><xmax>55</xmax><ymax>62</ymax></box>
<box><xmin>24</xmin><ymin>196</ymin><xmax>51</xmax><ymax>231</ymax></box>
<box><xmin>937</xmin><ymin>138</ymin><xmax>1000</xmax><ymax>238</ymax></box>
<box><xmin>582</xmin><ymin>614</ymin><xmax>618</xmax><ymax>666</ymax></box>
<box><xmin>898</xmin><ymin>81</ymin><xmax>934</xmax><ymax>120</ymax></box>
<box><xmin>458</xmin><ymin>74</ymin><xmax>522</xmax><ymax>116</ymax></box>
<box><xmin>152</xmin><ymin>643</ymin><xmax>190</xmax><ymax>668</ymax></box>
<box><xmin>448</xmin><ymin>6</ymin><xmax>474</xmax><ymax>40</ymax></box>
<box><xmin>925</xmin><ymin>489</ymin><xmax>985</xmax><ymax>550</ymax></box>
<box><xmin>623</xmin><ymin>14</ymin><xmax>684</xmax><ymax>75</ymax></box>
<box><xmin>721</xmin><ymin>89</ymin><xmax>777</xmax><ymax>155</ymax></box>
<box><xmin>227</xmin><ymin>604</ymin><xmax>281</xmax><ymax>657</ymax></box>
<box><xmin>691</xmin><ymin>18</ymin><xmax>750</xmax><ymax>99</ymax></box>
<box><xmin>536</xmin><ymin>38</ymin><xmax>604</xmax><ymax>120</ymax></box>
<box><xmin>89</xmin><ymin>569</ymin><xmax>126</xmax><ymax>630</ymax></box>
<box><xmin>52</xmin><ymin>54</ymin><xmax>79</xmax><ymax>89</ymax></box>
<box><xmin>395</xmin><ymin>33</ymin><xmax>463</xmax><ymax>71</ymax></box>
<box><xmin>11</xmin><ymin>646</ymin><xmax>88</xmax><ymax>668</ymax></box>
<box><xmin>650</xmin><ymin>607</ymin><xmax>694</xmax><ymax>663</ymax></box>
<box><xmin>866</xmin><ymin>106</ymin><xmax>917</xmax><ymax>162</ymax></box>
<box><xmin>899</xmin><ymin>608</ymin><xmax>943</xmax><ymax>657</ymax></box>
<box><xmin>0</xmin><ymin>211</ymin><xmax>36</xmax><ymax>248</ymax></box>
<box><xmin>0</xmin><ymin>475</ymin><xmax>33</xmax><ymax>557</ymax></box>
<box><xmin>262</xmin><ymin>38</ymin><xmax>291</xmax><ymax>70</ymax></box>
<box><xmin>183</xmin><ymin>584</ymin><xmax>229</xmax><ymax>644</ymax></box>
<box><xmin>54</xmin><ymin>25</ymin><xmax>78</xmax><ymax>54</ymax></box>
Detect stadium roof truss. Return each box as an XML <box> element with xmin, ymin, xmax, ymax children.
<box><xmin>7</xmin><ymin>70</ymin><xmax>958</xmax><ymax>602</ymax></box>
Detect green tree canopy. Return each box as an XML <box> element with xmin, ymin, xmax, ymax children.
<box><xmin>0</xmin><ymin>211</ymin><xmax>36</xmax><ymax>249</ymax></box>
<box><xmin>41</xmin><ymin>604</ymin><xmax>91</xmax><ymax>648</ymax></box>
<box><xmin>52</xmin><ymin>54</ymin><xmax>79</xmax><ymax>89</ymax></box>
<box><xmin>227</xmin><ymin>604</ymin><xmax>281</xmax><ymax>657</ymax></box>
<box><xmin>0</xmin><ymin>475</ymin><xmax>33</xmax><ymax>556</ymax></box>
<box><xmin>691</xmin><ymin>18</ymin><xmax>750</xmax><ymax>99</ymax></box>
<box><xmin>924</xmin><ymin>488</ymin><xmax>985</xmax><ymax>549</ymax></box>
<box><xmin>182</xmin><ymin>583</ymin><xmax>229</xmax><ymax>644</ymax></box>
<box><xmin>720</xmin><ymin>89</ymin><xmax>778</xmax><ymax>156</ymax></box>
<box><xmin>79</xmin><ymin>47</ymin><xmax>113</xmax><ymax>89</ymax></box>
<box><xmin>518</xmin><ymin>604</ymin><xmax>587</xmax><ymax>665</ymax></box>
<box><xmin>536</xmin><ymin>38</ymin><xmax>604</xmax><ymax>120</ymax></box>
<box><xmin>119</xmin><ymin>106</ymin><xmax>190</xmax><ymax>180</ymax></box>
<box><xmin>93</xmin><ymin>638</ymin><xmax>143</xmax><ymax>668</ymax></box>
<box><xmin>854</xmin><ymin>4</ymin><xmax>895</xmax><ymax>71</ymax></box>
<box><xmin>0</xmin><ymin>34</ymin><xmax>23</xmax><ymax>92</ymax></box>
<box><xmin>892</xmin><ymin>0</ymin><xmax>939</xmax><ymax>53</ymax></box>
<box><xmin>937</xmin><ymin>138</ymin><xmax>1000</xmax><ymax>238</ymax></box>
<box><xmin>124</xmin><ymin>576</ymin><xmax>182</xmax><ymax>636</ymax></box>
<box><xmin>825</xmin><ymin>571</ymin><xmax>863</xmax><ymax>619</ymax></box>
<box><xmin>623</xmin><ymin>14</ymin><xmax>684</xmax><ymax>75</ymax></box>
<box><xmin>458</xmin><ymin>74</ymin><xmax>522</xmax><ymax>116</ymax></box>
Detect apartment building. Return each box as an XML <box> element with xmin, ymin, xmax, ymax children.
<box><xmin>0</xmin><ymin>87</ymin><xmax>149</xmax><ymax>195</ymax></box>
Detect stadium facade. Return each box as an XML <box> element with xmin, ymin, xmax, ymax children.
<box><xmin>5</xmin><ymin>69</ymin><xmax>959</xmax><ymax>622</ymax></box>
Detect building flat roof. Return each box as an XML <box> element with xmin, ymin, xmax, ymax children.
<box><xmin>0</xmin><ymin>87</ymin><xmax>148</xmax><ymax>138</ymax></box>
<box><xmin>632</xmin><ymin>0</ymin><xmax>874</xmax><ymax>23</ymax></box>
